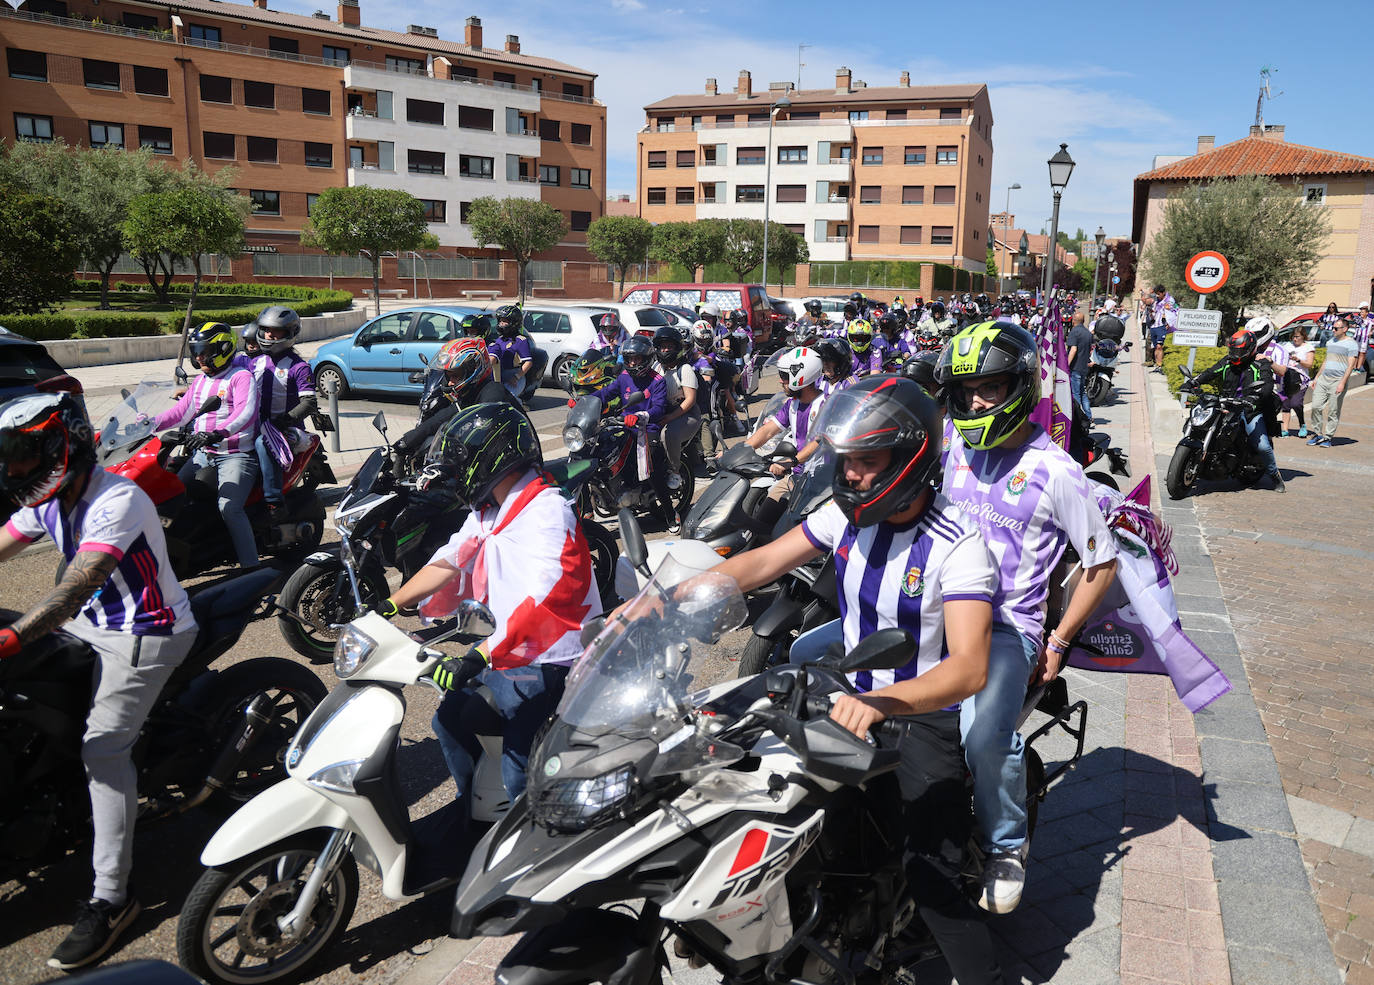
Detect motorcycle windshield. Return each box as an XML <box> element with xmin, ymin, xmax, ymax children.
<box><xmin>94</xmin><ymin>379</ymin><xmax>183</xmax><ymax>466</ymax></box>
<box><xmin>565</xmin><ymin>394</ymin><xmax>603</xmax><ymax>436</ymax></box>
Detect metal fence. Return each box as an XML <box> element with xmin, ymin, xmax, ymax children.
<box><xmin>526</xmin><ymin>260</ymin><xmax>563</xmax><ymax>287</ymax></box>
<box><xmin>252</xmin><ymin>253</ymin><xmax>375</xmax><ymax>278</ymax></box>
<box><xmin>808</xmin><ymin>263</ymin><xmax>927</xmax><ymax>290</ymax></box>
<box><xmin>397</xmin><ymin>256</ymin><xmax>501</xmax><ymax>280</ymax></box>
<box><xmin>82</xmin><ymin>253</ymin><xmax>232</xmax><ymax>277</ymax></box>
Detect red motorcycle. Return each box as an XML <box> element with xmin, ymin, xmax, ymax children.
<box><xmin>94</xmin><ymin>381</ymin><xmax>333</xmax><ymax>576</ymax></box>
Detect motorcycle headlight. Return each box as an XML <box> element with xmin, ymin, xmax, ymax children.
<box><xmin>562</xmin><ymin>426</ymin><xmax>586</xmax><ymax>454</ymax></box>
<box><xmin>529</xmin><ymin>764</ymin><xmax>636</xmax><ymax>833</ymax></box>
<box><xmin>335</xmin><ymin>509</ymin><xmax>362</xmax><ymax>537</ymax></box>
<box><xmin>333</xmin><ymin>625</ymin><xmax>376</xmax><ymax>679</ymax></box>
<box><xmin>307</xmin><ymin>759</ymin><xmax>366</xmax><ymax>794</ymax></box>
<box><xmin>1190</xmin><ymin>404</ymin><xmax>1216</xmax><ymax>426</ymax></box>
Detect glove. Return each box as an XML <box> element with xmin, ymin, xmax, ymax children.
<box><xmin>430</xmin><ymin>651</ymin><xmax>488</xmax><ymax>691</ymax></box>
<box><xmin>375</xmin><ymin>597</ymin><xmax>416</xmax><ymax>619</ymax></box>
<box><xmin>568</xmin><ymin>398</ymin><xmax>577</xmax><ymax>408</ymax></box>
<box><xmin>187</xmin><ymin>429</ymin><xmax>228</xmax><ymax>452</ymax></box>
<box><xmin>0</xmin><ymin>627</ymin><xmax>20</xmax><ymax>660</ymax></box>
<box><xmin>162</xmin><ymin>429</ymin><xmax>187</xmax><ymax>446</ymax></box>
<box><xmin>624</xmin><ymin>414</ymin><xmax>639</xmax><ymax>428</ymax></box>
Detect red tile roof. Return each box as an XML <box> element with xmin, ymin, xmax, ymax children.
<box><xmin>1137</xmin><ymin>135</ymin><xmax>1374</xmax><ymax>181</ymax></box>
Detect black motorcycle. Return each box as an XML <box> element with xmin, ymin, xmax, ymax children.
<box><xmin>679</xmin><ymin>437</ymin><xmax>798</xmax><ymax>558</ymax></box>
<box><xmin>0</xmin><ymin>568</ymin><xmax>327</xmax><ymax>876</ymax></box>
<box><xmin>1084</xmin><ymin>339</ymin><xmax>1132</xmax><ymax>406</ymax></box>
<box><xmin>1166</xmin><ymin>367</ymin><xmax>1267</xmax><ymax>499</ymax></box>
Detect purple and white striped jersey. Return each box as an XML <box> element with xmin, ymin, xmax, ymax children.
<box><xmin>941</xmin><ymin>424</ymin><xmax>1117</xmax><ymax>643</ymax></box>
<box><xmin>233</xmin><ymin>351</ymin><xmax>314</xmax><ymax>420</ymax></box>
<box><xmin>153</xmin><ymin>368</ymin><xmax>259</xmax><ymax>455</ymax></box>
<box><xmin>771</xmin><ymin>393</ymin><xmax>825</xmax><ymax>474</ymax></box>
<box><xmin>801</xmin><ymin>495</ymin><xmax>997</xmax><ymax>696</ymax></box>
<box><xmin>5</xmin><ymin>468</ymin><xmax>194</xmax><ymax>636</ymax></box>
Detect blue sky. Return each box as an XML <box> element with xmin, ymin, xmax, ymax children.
<box><xmin>276</xmin><ymin>0</ymin><xmax>1374</xmax><ymax>240</ymax></box>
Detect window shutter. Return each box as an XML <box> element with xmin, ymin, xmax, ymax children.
<box><xmin>378</xmin><ymin>141</ymin><xmax>394</xmax><ymax>172</ymax></box>
<box><xmin>816</xmin><ymin>180</ymin><xmax>828</xmax><ymax>202</ymax></box>
<box><xmin>376</xmin><ymin>90</ymin><xmax>393</xmax><ymax>120</ymax></box>
<box><xmin>506</xmin><ymin>154</ymin><xmax>519</xmax><ymax>181</ymax></box>
<box><xmin>716</xmin><ymin>143</ymin><xmax>726</xmax><ymax>164</ymax></box>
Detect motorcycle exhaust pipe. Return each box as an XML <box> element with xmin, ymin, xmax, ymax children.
<box><xmin>183</xmin><ymin>693</ymin><xmax>277</xmax><ymax>810</ymax></box>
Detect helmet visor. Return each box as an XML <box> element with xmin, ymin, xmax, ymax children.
<box><xmin>814</xmin><ymin>382</ymin><xmax>929</xmax><ymax>453</ymax></box>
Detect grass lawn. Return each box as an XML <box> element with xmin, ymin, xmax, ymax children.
<box><xmin>58</xmin><ymin>292</ymin><xmax>280</xmax><ymax>315</ymax></box>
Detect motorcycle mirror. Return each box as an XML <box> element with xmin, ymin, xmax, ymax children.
<box><xmin>580</xmin><ymin>616</ymin><xmax>606</xmax><ymax>647</ymax></box>
<box><xmin>1180</xmin><ymin>365</ymin><xmax>1194</xmax><ymax>379</ymax></box>
<box><xmin>120</xmin><ymin>388</ymin><xmax>131</xmax><ymax>400</ymax></box>
<box><xmin>418</xmin><ymin>352</ymin><xmax>430</xmax><ymax>366</ymax></box>
<box><xmin>196</xmin><ymin>395</ymin><xmax>222</xmax><ymax>417</ymax></box>
<box><xmin>618</xmin><ymin>508</ymin><xmax>650</xmax><ymax>576</ymax></box>
<box><xmin>372</xmin><ymin>411</ymin><xmax>388</xmax><ymax>437</ymax></box>
<box><xmin>823</xmin><ymin>627</ymin><xmax>916</xmax><ymax>674</ymax></box>
<box><xmin>773</xmin><ymin>441</ymin><xmax>798</xmax><ymax>460</ymax></box>
<box><xmin>408</xmin><ymin>371</ymin><xmax>426</xmax><ymax>383</ymax></box>
<box><xmin>623</xmin><ymin>390</ymin><xmax>646</xmax><ymax>408</ymax></box>
<box><xmin>454</xmin><ymin>599</ymin><xmax>496</xmax><ymax>640</ymax></box>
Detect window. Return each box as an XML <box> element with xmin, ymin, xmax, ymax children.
<box><xmin>647</xmin><ymin>151</ymin><xmax>666</xmax><ymax>169</ymax></box>
<box><xmin>458</xmin><ymin>154</ymin><xmax>492</xmax><ymax>178</ymax></box>
<box><xmin>562</xmin><ymin>82</ymin><xmax>584</xmax><ymax>98</ymax></box>
<box><xmin>83</xmin><ymin>59</ymin><xmax>120</xmax><ymax>90</ymax></box>
<box><xmin>386</xmin><ymin>55</ymin><xmax>424</xmax><ymax>74</ymax></box>
<box><xmin>188</xmin><ymin>24</ymin><xmax>221</xmax><ymax>44</ymax></box>
<box><xmin>900</xmin><ymin>225</ymin><xmax>922</xmax><ymax>245</ymax></box>
<box><xmin>932</xmin><ymin>185</ymin><xmax>956</xmax><ymax>205</ymax></box>
<box><xmin>571</xmin><ymin>122</ymin><xmax>592</xmax><ymax>145</ymax></box>
<box><xmin>902</xmin><ymin>185</ymin><xmax>923</xmax><ymax>205</ymax></box>
<box><xmin>246</xmin><ymin>136</ymin><xmax>277</xmax><ymax>163</ymax></box>
<box><xmin>715</xmin><ymin>114</ymin><xmax>734</xmax><ymax>126</ymax></box>
<box><xmin>409</xmin><ymin>150</ymin><xmax>445</xmax><ymax>175</ymax></box>
<box><xmin>905</xmin><ymin>145</ymin><xmax>926</xmax><ymax>165</ymax></box>
<box><xmin>939</xmin><ymin>107</ymin><xmax>962</xmax><ymax>120</ymax></box>
<box><xmin>737</xmin><ymin>146</ymin><xmax>764</xmax><ymax>165</ymax></box>
<box><xmin>859</xmin><ymin>185</ymin><xmax>882</xmax><ymax>204</ymax></box>
<box><xmin>322</xmin><ymin>45</ymin><xmax>349</xmax><ymax>65</ymax></box>
<box><xmin>973</xmin><ymin>229</ymin><xmax>978</xmax><ymax>240</ymax></box>
<box><xmin>676</xmin><ymin>149</ymin><xmax>695</xmax><ymax>167</ymax></box>
<box><xmin>571</xmin><ymin>210</ymin><xmax>591</xmax><ymax>232</ymax></box>
<box><xmin>675</xmin><ymin>187</ymin><xmax>694</xmax><ymax>205</ymax></box>
<box><xmin>776</xmin><ymin>185</ymin><xmax>806</xmax><ymax>203</ymax></box>
<box><xmin>746</xmin><ymin>113</ymin><xmax>768</xmax><ymax>123</ymax></box>
<box><xmin>646</xmin><ymin>187</ymin><xmax>666</xmax><ymax>205</ymax></box>
<box><xmin>420</xmin><ymin>198</ymin><xmax>446</xmax><ymax>222</ymax></box>
<box><xmin>848</xmin><ymin>110</ymin><xmax>869</xmax><ymax>122</ymax></box>
<box><xmin>654</xmin><ymin>116</ymin><xmax>675</xmax><ymax>132</ymax></box>
<box><xmin>250</xmin><ymin>190</ymin><xmax>280</xmax><ymax>215</ymax></box>
<box><xmin>931</xmin><ymin>225</ymin><xmax>954</xmax><ymax>245</ymax></box>
<box><xmin>139</xmin><ymin>125</ymin><xmax>172</xmax><ymax>154</ymax></box>
<box><xmin>785</xmin><ymin>223</ymin><xmax>804</xmax><ymax>236</ymax></box>
<box><xmin>493</xmin><ymin>71</ymin><xmax>516</xmax><ymax>87</ymax></box>
<box><xmin>268</xmin><ymin>36</ymin><xmax>299</xmax><ymax>55</ymax></box>
<box><xmin>857</xmin><ymin>225</ymin><xmax>879</xmax><ymax>244</ymax></box>
<box><xmin>203</xmin><ymin>131</ymin><xmax>235</xmax><ymax>159</ymax></box>
<box><xmin>862</xmin><ymin>147</ymin><xmax>883</xmax><ymax>165</ymax></box>
<box><xmin>778</xmin><ymin>146</ymin><xmax>807</xmax><ymax>164</ymax></box>
<box><xmin>15</xmin><ymin>114</ymin><xmax>53</xmax><ymax>141</ymax></box>
<box><xmin>701</xmin><ymin>145</ymin><xmax>719</xmax><ymax>165</ymax></box>
<box><xmin>406</xmin><ymin>98</ymin><xmax>444</xmax><ymax>125</ymax></box>
<box><xmin>26</xmin><ymin>0</ymin><xmax>66</xmax><ymax>14</ymax></box>
<box><xmin>89</xmin><ymin>122</ymin><xmax>124</xmax><ymax>148</ymax></box>
<box><xmin>571</xmin><ymin>168</ymin><xmax>591</xmax><ymax>188</ymax></box>
<box><xmin>122</xmin><ymin>11</ymin><xmax>160</xmax><ymax>29</ymax></box>
<box><xmin>977</xmin><ymin>154</ymin><xmax>983</xmax><ymax>167</ymax></box>
<box><xmin>244</xmin><ymin>81</ymin><xmax>275</xmax><ymax>109</ymax></box>
<box><xmin>7</xmin><ymin>49</ymin><xmax>47</xmax><ymax>82</ymax></box>
<box><xmin>539</xmin><ymin>165</ymin><xmax>560</xmax><ymax>186</ymax></box>
<box><xmin>459</xmin><ymin>201</ymin><xmax>474</xmax><ymax>223</ymax></box>
<box><xmin>304</xmin><ymin>141</ymin><xmax>333</xmax><ymax>168</ymax></box>
<box><xmin>691</xmin><ymin>115</ymin><xmax>703</xmax><ymax>130</ymax></box>
<box><xmin>935</xmin><ymin>145</ymin><xmax>957</xmax><ymax>165</ymax></box>
<box><xmin>199</xmin><ymin>74</ymin><xmax>232</xmax><ymax>103</ymax></box>
<box><xmin>451</xmin><ymin>66</ymin><xmax>477</xmax><ymax>80</ymax></box>
<box><xmin>133</xmin><ymin>65</ymin><xmax>168</xmax><ymax>96</ymax></box>
<box><xmin>736</xmin><ymin>185</ymin><xmax>764</xmax><ymax>203</ymax></box>
<box><xmin>458</xmin><ymin>105</ymin><xmax>493</xmax><ymax>131</ymax></box>
<box><xmin>306</xmin><ymin>192</ymin><xmax>319</xmax><ymax>215</ymax></box>
<box><xmin>1304</xmin><ymin>184</ymin><xmax>1327</xmax><ymax>206</ymax></box>
<box><xmin>302</xmin><ymin>88</ymin><xmax>330</xmax><ymax>115</ymax></box>
<box><xmin>886</xmin><ymin>109</ymin><xmax>907</xmax><ymax>121</ymax></box>
<box><xmin>539</xmin><ymin>118</ymin><xmax>560</xmax><ymax>141</ymax></box>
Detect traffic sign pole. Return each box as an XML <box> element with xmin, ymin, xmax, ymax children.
<box><xmin>1180</xmin><ymin>250</ymin><xmax>1231</xmax><ymax>408</ymax></box>
<box><xmin>1183</xmin><ymin>294</ymin><xmax>1206</xmax><ymax>408</ymax></box>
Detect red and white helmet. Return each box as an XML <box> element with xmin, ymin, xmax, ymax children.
<box><xmin>776</xmin><ymin>346</ymin><xmax>824</xmax><ymax>394</ymax></box>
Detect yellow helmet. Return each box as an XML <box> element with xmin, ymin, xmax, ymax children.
<box><xmin>189</xmin><ymin>322</ymin><xmax>236</xmax><ymax>375</ymax></box>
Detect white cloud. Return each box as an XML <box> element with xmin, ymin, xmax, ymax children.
<box><xmin>610</xmin><ymin>0</ymin><xmax>646</xmax><ymax>10</ymax></box>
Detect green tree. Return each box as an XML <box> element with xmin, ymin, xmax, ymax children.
<box><xmin>585</xmin><ymin>215</ymin><xmax>653</xmax><ymax>295</ymax></box>
<box><xmin>123</xmin><ymin>161</ymin><xmax>250</xmax><ymax>370</ymax></box>
<box><xmin>650</xmin><ymin>219</ymin><xmax>726</xmax><ymax>282</ymax></box>
<box><xmin>465</xmin><ymin>197</ymin><xmax>566</xmax><ymax>304</ymax></box>
<box><xmin>1140</xmin><ymin>174</ymin><xmax>1330</xmax><ymax>325</ymax></box>
<box><xmin>986</xmin><ymin>245</ymin><xmax>999</xmax><ymax>279</ymax></box>
<box><xmin>0</xmin><ymin>185</ymin><xmax>81</xmax><ymax>315</ymax></box>
<box><xmin>721</xmin><ymin>218</ymin><xmax>765</xmax><ymax>281</ymax></box>
<box><xmin>765</xmin><ymin>223</ymin><xmax>808</xmax><ymax>291</ymax></box>
<box><xmin>301</xmin><ymin>186</ymin><xmax>437</xmax><ymax>315</ymax></box>
<box><xmin>1072</xmin><ymin>255</ymin><xmax>1100</xmax><ymax>295</ymax></box>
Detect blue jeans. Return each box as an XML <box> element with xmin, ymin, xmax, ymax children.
<box><xmin>432</xmin><ymin>663</ymin><xmax>569</xmax><ymax>809</ymax></box>
<box><xmin>179</xmin><ymin>450</ymin><xmax>259</xmax><ymax>568</ymax></box>
<box><xmin>1243</xmin><ymin>413</ymin><xmax>1280</xmax><ymax>478</ymax></box>
<box><xmin>254</xmin><ymin>433</ymin><xmax>284</xmax><ymax>506</ymax></box>
<box><xmin>959</xmin><ymin>623</ymin><xmax>1039</xmax><ymax>855</ymax></box>
<box><xmin>1069</xmin><ymin>371</ymin><xmax>1090</xmax><ymax>418</ymax></box>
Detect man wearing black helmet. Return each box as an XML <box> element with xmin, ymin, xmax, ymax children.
<box><xmin>490</xmin><ymin>304</ymin><xmax>533</xmax><ymax>402</ymax></box>
<box><xmin>1181</xmin><ymin>327</ymin><xmax>1284</xmax><ymax>490</ymax></box>
<box><xmin>653</xmin><ymin>326</ymin><xmax>699</xmax><ymax>490</ymax></box>
<box><xmin>591</xmin><ymin>336</ymin><xmax>679</xmax><ymax>531</ymax></box>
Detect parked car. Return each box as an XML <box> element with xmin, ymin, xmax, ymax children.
<box><xmin>796</xmin><ymin>296</ymin><xmax>852</xmax><ymax>318</ymax></box>
<box><xmin>0</xmin><ymin>326</ymin><xmax>86</xmax><ymax>411</ymax></box>
<box><xmin>1277</xmin><ymin>310</ymin><xmax>1360</xmax><ymax>346</ymax></box>
<box><xmin>574</xmin><ymin>303</ymin><xmax>693</xmax><ymax>341</ymax></box>
<box><xmin>621</xmin><ymin>283</ymin><xmax>773</xmax><ymax>343</ymax></box>
<box><xmin>310</xmin><ymin>305</ymin><xmax>484</xmax><ymax>398</ymax></box>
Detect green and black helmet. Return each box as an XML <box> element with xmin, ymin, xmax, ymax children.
<box><xmin>420</xmin><ymin>402</ymin><xmax>541</xmax><ymax>509</ymax></box>
<box><xmin>935</xmin><ymin>320</ymin><xmax>1040</xmax><ymax>450</ymax></box>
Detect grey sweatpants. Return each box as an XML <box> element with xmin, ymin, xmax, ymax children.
<box><xmin>661</xmin><ymin>412</ymin><xmax>701</xmax><ymax>472</ymax></box>
<box><xmin>65</xmin><ymin>620</ymin><xmax>197</xmax><ymax>903</ymax></box>
<box><xmin>1309</xmin><ymin>374</ymin><xmax>1349</xmax><ymax>438</ymax></box>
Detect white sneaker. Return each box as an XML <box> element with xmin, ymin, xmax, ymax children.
<box><xmin>978</xmin><ymin>851</ymin><xmax>1026</xmax><ymax>914</ymax></box>
<box><xmin>667</xmin><ymin>472</ymin><xmax>683</xmax><ymax>491</ymax></box>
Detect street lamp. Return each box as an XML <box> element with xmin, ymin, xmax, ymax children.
<box><xmin>760</xmin><ymin>93</ymin><xmax>791</xmax><ymax>292</ymax></box>
<box><xmin>1089</xmin><ymin>225</ymin><xmax>1105</xmax><ymax>314</ymax></box>
<box><xmin>1003</xmin><ymin>183</ymin><xmax>1021</xmax><ymax>289</ymax></box>
<box><xmin>1042</xmin><ymin>143</ymin><xmax>1075</xmax><ymax>299</ymax></box>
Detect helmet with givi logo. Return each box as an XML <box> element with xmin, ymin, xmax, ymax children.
<box><xmin>935</xmin><ymin>320</ymin><xmax>1039</xmax><ymax>450</ymax></box>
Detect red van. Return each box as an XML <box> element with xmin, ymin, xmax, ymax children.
<box><xmin>620</xmin><ymin>283</ymin><xmax>774</xmax><ymax>344</ymax></box>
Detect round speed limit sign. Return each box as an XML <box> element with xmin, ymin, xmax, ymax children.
<box><xmin>1185</xmin><ymin>251</ymin><xmax>1229</xmax><ymax>294</ymax></box>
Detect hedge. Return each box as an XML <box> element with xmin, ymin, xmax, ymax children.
<box><xmin>932</xmin><ymin>264</ymin><xmax>954</xmax><ymax>291</ymax></box>
<box><xmin>1162</xmin><ymin>341</ymin><xmax>1328</xmax><ymax>395</ymax></box>
<box><xmin>955</xmin><ymin>269</ymin><xmax>971</xmax><ymax>292</ymax></box>
<box><xmin>808</xmin><ymin>260</ymin><xmax>926</xmax><ymax>291</ymax></box>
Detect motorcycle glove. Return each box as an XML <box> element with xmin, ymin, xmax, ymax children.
<box><xmin>0</xmin><ymin>627</ymin><xmax>20</xmax><ymax>660</ymax></box>
<box><xmin>430</xmin><ymin>651</ymin><xmax>488</xmax><ymax>692</ymax></box>
<box><xmin>187</xmin><ymin>429</ymin><xmax>228</xmax><ymax>452</ymax></box>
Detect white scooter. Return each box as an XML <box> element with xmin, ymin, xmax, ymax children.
<box><xmin>176</xmin><ymin>598</ymin><xmax>504</xmax><ymax>985</ymax></box>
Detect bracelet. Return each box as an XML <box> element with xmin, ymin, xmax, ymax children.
<box><xmin>1046</xmin><ymin>631</ymin><xmax>1072</xmax><ymax>654</ymax></box>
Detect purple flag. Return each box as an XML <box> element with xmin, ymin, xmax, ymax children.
<box><xmin>1029</xmin><ymin>302</ymin><xmax>1074</xmax><ymax>451</ymax></box>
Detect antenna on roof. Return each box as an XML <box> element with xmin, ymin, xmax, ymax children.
<box><xmin>797</xmin><ymin>43</ymin><xmax>811</xmax><ymax>90</ymax></box>
<box><xmin>1254</xmin><ymin>66</ymin><xmax>1282</xmax><ymax>128</ymax></box>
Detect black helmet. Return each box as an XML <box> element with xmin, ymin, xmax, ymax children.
<box><xmin>652</xmin><ymin>325</ymin><xmax>683</xmax><ymax>365</ymax></box>
<box><xmin>728</xmin><ymin>309</ymin><xmax>750</xmax><ymax>329</ymax></box>
<box><xmin>188</xmin><ymin>322</ymin><xmax>236</xmax><ymax>375</ymax></box>
<box><xmin>849</xmin><ymin>291</ymin><xmax>864</xmax><ymax>305</ymax></box>
<box><xmin>621</xmin><ymin>335</ymin><xmax>655</xmax><ymax>381</ymax></box>
<box><xmin>254</xmin><ymin>305</ymin><xmax>301</xmax><ymax>355</ymax></box>
<box><xmin>420</xmin><ymin>402</ymin><xmax>541</xmax><ymax>509</ymax></box>
<box><xmin>814</xmin><ymin>376</ymin><xmax>943</xmax><ymax>526</ymax></box>
<box><xmin>817</xmin><ymin>338</ymin><xmax>852</xmax><ymax>377</ymax></box>
<box><xmin>0</xmin><ymin>394</ymin><xmax>95</xmax><ymax>509</ymax></box>
<box><xmin>931</xmin><ymin>301</ymin><xmax>947</xmax><ymax>318</ymax></box>
<box><xmin>804</xmin><ymin>299</ymin><xmax>823</xmax><ymax>317</ymax></box>
<box><xmin>892</xmin><ymin>308</ymin><xmax>909</xmax><ymax>326</ymax></box>
<box><xmin>843</xmin><ymin>302</ymin><xmax>858</xmax><ymax>320</ymax></box>
<box><xmin>935</xmin><ymin>320</ymin><xmax>1039</xmax><ymax>450</ymax></box>
<box><xmin>878</xmin><ymin>312</ymin><xmax>901</xmax><ymax>336</ymax></box>
<box><xmin>495</xmin><ymin>304</ymin><xmax>523</xmax><ymax>336</ymax></box>
<box><xmin>900</xmin><ymin>350</ymin><xmax>941</xmax><ymax>397</ymax></box>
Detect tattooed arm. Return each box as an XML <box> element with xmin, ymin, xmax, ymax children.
<box><xmin>11</xmin><ymin>550</ymin><xmax>119</xmax><ymax>644</ymax></box>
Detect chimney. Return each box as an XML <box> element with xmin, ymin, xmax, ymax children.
<box><xmin>705</xmin><ymin>77</ymin><xmax>717</xmax><ymax>96</ymax></box>
<box><xmin>1264</xmin><ymin>124</ymin><xmax>1285</xmax><ymax>141</ymax></box>
<box><xmin>1249</xmin><ymin>124</ymin><xmax>1263</xmax><ymax>138</ymax></box>
<box><xmin>835</xmin><ymin>66</ymin><xmax>851</xmax><ymax>93</ymax></box>
<box><xmin>253</xmin><ymin>0</ymin><xmax>267</xmax><ymax>8</ymax></box>
<box><xmin>736</xmin><ymin>70</ymin><xmax>751</xmax><ymax>99</ymax></box>
<box><xmin>464</xmin><ymin>16</ymin><xmax>482</xmax><ymax>49</ymax></box>
<box><xmin>899</xmin><ymin>71</ymin><xmax>909</xmax><ymax>86</ymax></box>
<box><xmin>504</xmin><ymin>34</ymin><xmax>520</xmax><ymax>53</ymax></box>
<box><xmin>337</xmin><ymin>0</ymin><xmax>359</xmax><ymax>26</ymax></box>
<box><xmin>1196</xmin><ymin>135</ymin><xmax>1214</xmax><ymax>154</ymax></box>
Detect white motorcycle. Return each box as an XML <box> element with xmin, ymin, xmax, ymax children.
<box><xmin>176</xmin><ymin>599</ymin><xmax>504</xmax><ymax>985</ymax></box>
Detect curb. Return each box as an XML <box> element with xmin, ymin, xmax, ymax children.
<box><xmin>1143</xmin><ymin>364</ymin><xmax>1340</xmax><ymax>985</ymax></box>
<box><xmin>393</xmin><ymin>934</ymin><xmax>485</xmax><ymax>985</ymax></box>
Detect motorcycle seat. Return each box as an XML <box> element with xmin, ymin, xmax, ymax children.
<box><xmin>185</xmin><ymin>567</ymin><xmax>284</xmax><ymax>665</ymax></box>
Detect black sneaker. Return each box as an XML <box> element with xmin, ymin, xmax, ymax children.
<box><xmin>47</xmin><ymin>897</ymin><xmax>141</xmax><ymax>970</ymax></box>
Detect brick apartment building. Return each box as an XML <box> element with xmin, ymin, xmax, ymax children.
<box><xmin>1</xmin><ymin>0</ymin><xmax>606</xmax><ymax>270</ymax></box>
<box><xmin>636</xmin><ymin>68</ymin><xmax>994</xmax><ymax>274</ymax></box>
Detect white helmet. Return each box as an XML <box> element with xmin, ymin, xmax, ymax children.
<box><xmin>698</xmin><ymin>302</ymin><xmax>721</xmax><ymax>320</ymax></box>
<box><xmin>777</xmin><ymin>346</ymin><xmax>824</xmax><ymax>393</ymax></box>
<box><xmin>691</xmin><ymin>320</ymin><xmax>714</xmax><ymax>347</ymax></box>
<box><xmin>1102</xmin><ymin>298</ymin><xmax>1117</xmax><ymax>312</ymax></box>
<box><xmin>1245</xmin><ymin>315</ymin><xmax>1276</xmax><ymax>349</ymax></box>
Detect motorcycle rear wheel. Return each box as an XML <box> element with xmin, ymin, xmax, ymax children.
<box><xmin>1165</xmin><ymin>445</ymin><xmax>1199</xmax><ymax>500</ymax></box>
<box><xmin>737</xmin><ymin>633</ymin><xmax>792</xmax><ymax>679</ymax></box>
<box><xmin>177</xmin><ymin>833</ymin><xmax>359</xmax><ymax>985</ymax></box>
<box><xmin>1086</xmin><ymin>374</ymin><xmax>1111</xmax><ymax>406</ymax></box>
<box><xmin>580</xmin><ymin>519</ymin><xmax>619</xmax><ymax>604</ymax></box>
<box><xmin>277</xmin><ymin>558</ymin><xmax>390</xmax><ymax>661</ymax></box>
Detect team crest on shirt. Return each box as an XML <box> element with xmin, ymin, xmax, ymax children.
<box><xmin>1007</xmin><ymin>470</ymin><xmax>1029</xmax><ymax>496</ymax></box>
<box><xmin>1087</xmin><ymin>536</ymin><xmax>1096</xmax><ymax>552</ymax></box>
<box><xmin>902</xmin><ymin>566</ymin><xmax>925</xmax><ymax>598</ymax></box>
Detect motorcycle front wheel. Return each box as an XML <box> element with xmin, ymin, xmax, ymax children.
<box><xmin>177</xmin><ymin>833</ymin><xmax>359</xmax><ymax>985</ymax></box>
<box><xmin>737</xmin><ymin>632</ymin><xmax>792</xmax><ymax>678</ymax></box>
<box><xmin>277</xmin><ymin>557</ymin><xmax>390</xmax><ymax>661</ymax></box>
<box><xmin>1165</xmin><ymin>445</ymin><xmax>1199</xmax><ymax>500</ymax></box>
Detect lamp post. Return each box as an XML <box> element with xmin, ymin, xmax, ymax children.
<box><xmin>761</xmin><ymin>93</ymin><xmax>791</xmax><ymax>292</ymax></box>
<box><xmin>1002</xmin><ymin>183</ymin><xmax>1020</xmax><ymax>291</ymax></box>
<box><xmin>1089</xmin><ymin>225</ymin><xmax>1105</xmax><ymax>315</ymax></box>
<box><xmin>1042</xmin><ymin>143</ymin><xmax>1075</xmax><ymax>300</ymax></box>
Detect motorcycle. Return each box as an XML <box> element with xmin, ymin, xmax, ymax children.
<box><xmin>177</xmin><ymin>599</ymin><xmax>504</xmax><ymax>985</ymax></box>
<box><xmin>0</xmin><ymin>567</ymin><xmax>328</xmax><ymax>880</ymax></box>
<box><xmin>1084</xmin><ymin>339</ymin><xmax>1132</xmax><ymax>406</ymax></box>
<box><xmin>450</xmin><ymin>566</ymin><xmax>1086</xmax><ymax>985</ymax></box>
<box><xmin>1166</xmin><ymin>367</ymin><xmax>1267</xmax><ymax>499</ymax></box>
<box><xmin>95</xmin><ymin>380</ymin><xmax>334</xmax><ymax>576</ymax></box>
